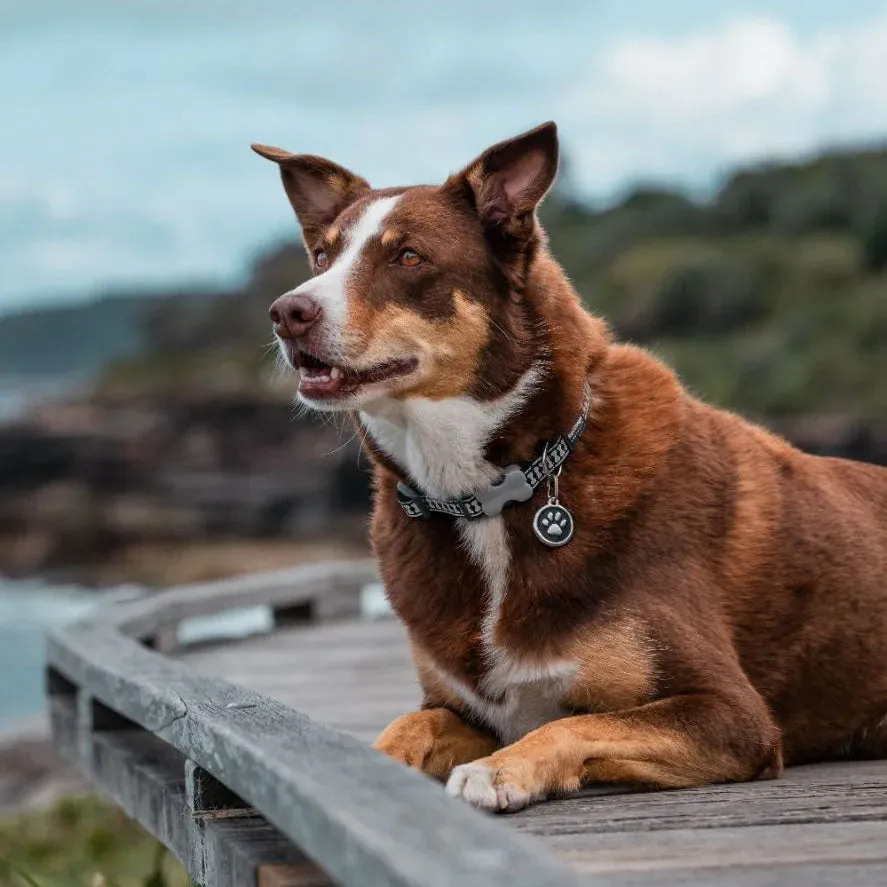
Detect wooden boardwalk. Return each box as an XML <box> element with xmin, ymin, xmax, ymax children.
<box><xmin>178</xmin><ymin>612</ymin><xmax>887</xmax><ymax>886</ymax></box>
<box><xmin>46</xmin><ymin>559</ymin><xmax>887</xmax><ymax>886</ymax></box>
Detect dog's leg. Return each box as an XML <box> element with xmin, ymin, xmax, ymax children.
<box><xmin>446</xmin><ymin>693</ymin><xmax>783</xmax><ymax>812</ymax></box>
<box><xmin>374</xmin><ymin>708</ymin><xmax>500</xmax><ymax>781</ymax></box>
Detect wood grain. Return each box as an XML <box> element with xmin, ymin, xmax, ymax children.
<box><xmin>180</xmin><ymin>615</ymin><xmax>887</xmax><ymax>885</ymax></box>
<box><xmin>47</xmin><ymin>558</ymin><xmax>887</xmax><ymax>886</ymax></box>
<box><xmin>47</xmin><ymin>618</ymin><xmax>585</xmax><ymax>887</ymax></box>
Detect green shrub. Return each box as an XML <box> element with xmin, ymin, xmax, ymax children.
<box><xmin>653</xmin><ymin>257</ymin><xmax>766</xmax><ymax>335</ymax></box>
<box><xmin>860</xmin><ymin>203</ymin><xmax>887</xmax><ymax>271</ymax></box>
<box><xmin>0</xmin><ymin>795</ymin><xmax>190</xmax><ymax>887</ymax></box>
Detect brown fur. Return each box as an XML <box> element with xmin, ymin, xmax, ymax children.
<box><xmin>349</xmin><ymin>291</ymin><xmax>490</xmax><ymax>400</ymax></box>
<box><xmin>562</xmin><ymin>615</ymin><xmax>656</xmax><ymax>713</ymax></box>
<box><xmin>254</xmin><ymin>123</ymin><xmax>887</xmax><ymax>811</ymax></box>
<box><xmin>374</xmin><ymin>708</ymin><xmax>499</xmax><ymax>781</ymax></box>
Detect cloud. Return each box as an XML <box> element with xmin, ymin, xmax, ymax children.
<box><xmin>558</xmin><ymin>12</ymin><xmax>887</xmax><ymax>194</ymax></box>
<box><xmin>4</xmin><ymin>4</ymin><xmax>887</xmax><ymax>308</ymax></box>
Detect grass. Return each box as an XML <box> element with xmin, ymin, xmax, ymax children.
<box><xmin>0</xmin><ymin>796</ymin><xmax>190</xmax><ymax>887</ymax></box>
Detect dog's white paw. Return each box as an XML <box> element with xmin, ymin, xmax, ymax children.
<box><xmin>446</xmin><ymin>761</ymin><xmax>532</xmax><ymax>813</ymax></box>
<box><xmin>447</xmin><ymin>762</ymin><xmax>498</xmax><ymax>810</ymax></box>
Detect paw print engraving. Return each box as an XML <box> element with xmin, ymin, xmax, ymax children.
<box><xmin>533</xmin><ymin>503</ymin><xmax>574</xmax><ymax>547</ymax></box>
<box><xmin>541</xmin><ymin>509</ymin><xmax>567</xmax><ymax>537</ymax></box>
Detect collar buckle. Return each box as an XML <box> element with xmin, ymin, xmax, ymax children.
<box><xmin>475</xmin><ymin>464</ymin><xmax>534</xmax><ymax>517</ymax></box>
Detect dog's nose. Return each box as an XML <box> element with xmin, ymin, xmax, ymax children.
<box><xmin>269</xmin><ymin>292</ymin><xmax>322</xmax><ymax>338</ymax></box>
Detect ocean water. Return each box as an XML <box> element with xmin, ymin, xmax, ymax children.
<box><xmin>0</xmin><ymin>385</ymin><xmax>24</xmax><ymax>421</ymax></box>
<box><xmin>0</xmin><ymin>574</ymin><xmax>389</xmax><ymax>729</ymax></box>
<box><xmin>0</xmin><ymin>582</ymin><xmax>124</xmax><ymax>729</ymax></box>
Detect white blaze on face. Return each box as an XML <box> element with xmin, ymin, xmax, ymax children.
<box><xmin>287</xmin><ymin>195</ymin><xmax>402</xmax><ymax>357</ymax></box>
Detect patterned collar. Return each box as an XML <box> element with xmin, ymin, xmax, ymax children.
<box><xmin>396</xmin><ymin>380</ymin><xmax>591</xmax><ymax>521</ymax></box>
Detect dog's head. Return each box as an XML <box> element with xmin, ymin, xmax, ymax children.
<box><xmin>253</xmin><ymin>122</ymin><xmax>558</xmax><ymax>412</ymax></box>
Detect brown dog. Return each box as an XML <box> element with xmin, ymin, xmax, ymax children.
<box><xmin>254</xmin><ymin>122</ymin><xmax>887</xmax><ymax>813</ymax></box>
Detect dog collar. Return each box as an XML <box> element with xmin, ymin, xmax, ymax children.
<box><xmin>396</xmin><ymin>380</ymin><xmax>591</xmax><ymax>530</ymax></box>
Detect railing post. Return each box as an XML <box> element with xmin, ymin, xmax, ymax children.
<box><xmin>185</xmin><ymin>760</ymin><xmax>334</xmax><ymax>886</ymax></box>
<box><xmin>45</xmin><ymin>666</ymin><xmax>79</xmax><ymax>765</ymax></box>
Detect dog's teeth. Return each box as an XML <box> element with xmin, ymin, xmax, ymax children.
<box><xmin>330</xmin><ymin>367</ymin><xmax>342</xmax><ymax>381</ymax></box>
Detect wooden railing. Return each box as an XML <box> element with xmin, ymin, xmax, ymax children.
<box><xmin>46</xmin><ymin>560</ymin><xmax>586</xmax><ymax>887</ymax></box>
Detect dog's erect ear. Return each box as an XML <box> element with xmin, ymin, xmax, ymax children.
<box><xmin>251</xmin><ymin>144</ymin><xmax>371</xmax><ymax>243</ymax></box>
<box><xmin>447</xmin><ymin>122</ymin><xmax>559</xmax><ymax>240</ymax></box>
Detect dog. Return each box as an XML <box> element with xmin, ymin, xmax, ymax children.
<box><xmin>253</xmin><ymin>122</ymin><xmax>887</xmax><ymax>813</ymax></box>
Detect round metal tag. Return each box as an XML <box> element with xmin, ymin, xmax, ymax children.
<box><xmin>532</xmin><ymin>503</ymin><xmax>575</xmax><ymax>547</ymax></box>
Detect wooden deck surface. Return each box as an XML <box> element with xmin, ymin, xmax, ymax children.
<box><xmin>177</xmin><ymin>615</ymin><xmax>887</xmax><ymax>886</ymax></box>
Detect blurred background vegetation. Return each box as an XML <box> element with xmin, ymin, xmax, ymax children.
<box><xmin>0</xmin><ymin>796</ymin><xmax>188</xmax><ymax>886</ymax></box>
<box><xmin>84</xmin><ymin>145</ymin><xmax>887</xmax><ymax>419</ymax></box>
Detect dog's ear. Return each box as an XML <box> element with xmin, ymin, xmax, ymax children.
<box><xmin>251</xmin><ymin>144</ymin><xmax>371</xmax><ymax>243</ymax></box>
<box><xmin>446</xmin><ymin>122</ymin><xmax>559</xmax><ymax>242</ymax></box>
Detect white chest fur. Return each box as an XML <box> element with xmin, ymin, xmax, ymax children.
<box><xmin>432</xmin><ymin>654</ymin><xmax>575</xmax><ymax>745</ymax></box>
<box><xmin>361</xmin><ymin>365</ymin><xmax>577</xmax><ymax>743</ymax></box>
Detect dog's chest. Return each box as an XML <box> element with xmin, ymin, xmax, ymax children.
<box><xmin>448</xmin><ymin>516</ymin><xmax>577</xmax><ymax>743</ymax></box>
<box><xmin>438</xmin><ymin>660</ymin><xmax>575</xmax><ymax>745</ymax></box>
<box><xmin>378</xmin><ymin>504</ymin><xmax>579</xmax><ymax>744</ymax></box>
<box><xmin>361</xmin><ymin>369</ymin><xmax>579</xmax><ymax>742</ymax></box>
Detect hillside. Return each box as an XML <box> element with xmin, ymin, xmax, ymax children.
<box><xmin>104</xmin><ymin>145</ymin><xmax>887</xmax><ymax>420</ymax></box>
<box><xmin>0</xmin><ymin>287</ymin><xmax>222</xmax><ymax>380</ymax></box>
<box><xmin>2</xmin><ymin>144</ymin><xmax>886</xmax><ymax>419</ymax></box>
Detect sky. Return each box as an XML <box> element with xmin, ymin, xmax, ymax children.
<box><xmin>1</xmin><ymin>0</ymin><xmax>886</xmax><ymax>312</ymax></box>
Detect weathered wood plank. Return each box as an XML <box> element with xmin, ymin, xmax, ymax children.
<box><xmin>174</xmin><ymin>609</ymin><xmax>887</xmax><ymax>883</ymax></box>
<box><xmin>509</xmin><ymin>762</ymin><xmax>887</xmax><ymax>837</ymax></box>
<box><xmin>176</xmin><ymin>617</ymin><xmax>418</xmax><ymax>744</ymax></box>
<box><xmin>50</xmin><ymin>691</ymin><xmax>317</xmax><ymax>887</ymax></box>
<box><xmin>546</xmin><ymin>820</ymin><xmax>887</xmax><ymax>875</ymax></box>
<box><xmin>259</xmin><ymin>864</ymin><xmax>336</xmax><ymax>887</ymax></box>
<box><xmin>51</xmin><ymin>556</ymin><xmax>887</xmax><ymax>886</ymax></box>
<box><xmin>47</xmin><ymin>622</ymin><xmax>587</xmax><ymax>887</ymax></box>
<box><xmin>105</xmin><ymin>559</ymin><xmax>378</xmax><ymax>642</ymax></box>
<box><xmin>582</xmin><ymin>860</ymin><xmax>887</xmax><ymax>887</ymax></box>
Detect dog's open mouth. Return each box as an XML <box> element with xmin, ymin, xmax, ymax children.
<box><xmin>294</xmin><ymin>352</ymin><xmax>419</xmax><ymax>399</ymax></box>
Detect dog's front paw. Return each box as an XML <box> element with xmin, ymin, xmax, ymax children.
<box><xmin>446</xmin><ymin>760</ymin><xmax>534</xmax><ymax>813</ymax></box>
<box><xmin>374</xmin><ymin>711</ymin><xmax>437</xmax><ymax>771</ymax></box>
<box><xmin>374</xmin><ymin>709</ymin><xmax>499</xmax><ymax>781</ymax></box>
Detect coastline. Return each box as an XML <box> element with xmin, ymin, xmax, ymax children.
<box><xmin>0</xmin><ymin>716</ymin><xmax>86</xmax><ymax>815</ymax></box>
<box><xmin>0</xmin><ymin>376</ymin><xmax>85</xmax><ymax>422</ymax></box>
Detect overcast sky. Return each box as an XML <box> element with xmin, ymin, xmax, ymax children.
<box><xmin>1</xmin><ymin>1</ymin><xmax>886</xmax><ymax>310</ymax></box>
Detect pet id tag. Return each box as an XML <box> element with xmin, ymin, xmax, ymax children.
<box><xmin>532</xmin><ymin>458</ymin><xmax>574</xmax><ymax>547</ymax></box>
<box><xmin>533</xmin><ymin>502</ymin><xmax>574</xmax><ymax>547</ymax></box>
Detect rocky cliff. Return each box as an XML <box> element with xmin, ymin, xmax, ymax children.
<box><xmin>0</xmin><ymin>390</ymin><xmax>371</xmax><ymax>584</ymax></box>
<box><xmin>1</xmin><ymin>387</ymin><xmax>885</xmax><ymax>586</ymax></box>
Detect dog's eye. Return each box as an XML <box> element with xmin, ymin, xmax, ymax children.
<box><xmin>314</xmin><ymin>249</ymin><xmax>329</xmax><ymax>269</ymax></box>
<box><xmin>397</xmin><ymin>249</ymin><xmax>424</xmax><ymax>268</ymax></box>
